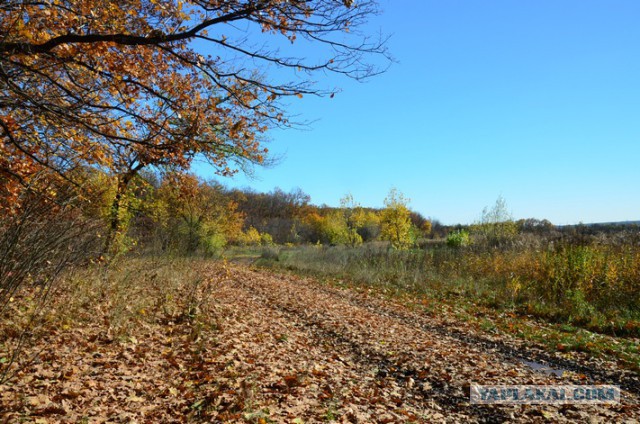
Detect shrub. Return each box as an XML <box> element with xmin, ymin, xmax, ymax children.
<box><xmin>472</xmin><ymin>196</ymin><xmax>519</xmax><ymax>247</ymax></box>
<box><xmin>260</xmin><ymin>233</ymin><xmax>274</xmax><ymax>246</ymax></box>
<box><xmin>0</xmin><ymin>185</ymin><xmax>101</xmax><ymax>311</ymax></box>
<box><xmin>238</xmin><ymin>227</ymin><xmax>262</xmax><ymax>246</ymax></box>
<box><xmin>447</xmin><ymin>230</ymin><xmax>470</xmax><ymax>248</ymax></box>
<box><xmin>260</xmin><ymin>246</ymin><xmax>280</xmax><ymax>261</ymax></box>
<box><xmin>202</xmin><ymin>233</ymin><xmax>226</xmax><ymax>257</ymax></box>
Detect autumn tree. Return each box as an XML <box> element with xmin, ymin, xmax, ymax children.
<box><xmin>0</xmin><ymin>0</ymin><xmax>388</xmax><ymax>253</ymax></box>
<box><xmin>154</xmin><ymin>173</ymin><xmax>244</xmax><ymax>254</ymax></box>
<box><xmin>231</xmin><ymin>187</ymin><xmax>312</xmax><ymax>243</ymax></box>
<box><xmin>338</xmin><ymin>194</ymin><xmax>364</xmax><ymax>246</ymax></box>
<box><xmin>422</xmin><ymin>220</ymin><xmax>432</xmax><ymax>237</ymax></box>
<box><xmin>299</xmin><ymin>195</ymin><xmax>372</xmax><ymax>246</ymax></box>
<box><xmin>237</xmin><ymin>226</ymin><xmax>262</xmax><ymax>246</ymax></box>
<box><xmin>356</xmin><ymin>209</ymin><xmax>382</xmax><ymax>242</ymax></box>
<box><xmin>380</xmin><ymin>188</ymin><xmax>414</xmax><ymax>249</ymax></box>
<box><xmin>318</xmin><ymin>211</ymin><xmax>352</xmax><ymax>245</ymax></box>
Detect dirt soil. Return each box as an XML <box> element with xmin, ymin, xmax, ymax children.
<box><xmin>1</xmin><ymin>263</ymin><xmax>638</xmax><ymax>423</ymax></box>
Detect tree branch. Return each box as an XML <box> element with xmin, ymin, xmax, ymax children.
<box><xmin>0</xmin><ymin>6</ymin><xmax>259</xmax><ymax>55</ymax></box>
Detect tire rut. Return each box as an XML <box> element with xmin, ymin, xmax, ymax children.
<box><xmin>229</xmin><ymin>276</ymin><xmax>511</xmax><ymax>423</ymax></box>
<box><xmin>228</xmin><ymin>265</ymin><xmax>640</xmax><ymax>422</ymax></box>
<box><xmin>303</xmin><ymin>278</ymin><xmax>640</xmax><ymax>397</ymax></box>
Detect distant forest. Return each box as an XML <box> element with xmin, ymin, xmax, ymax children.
<box><xmin>124</xmin><ymin>172</ymin><xmax>639</xmax><ymax>252</ymax></box>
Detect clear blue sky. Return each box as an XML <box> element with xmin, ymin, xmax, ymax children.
<box><xmin>194</xmin><ymin>0</ymin><xmax>640</xmax><ymax>225</ymax></box>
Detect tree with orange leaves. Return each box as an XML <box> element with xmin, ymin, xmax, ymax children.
<box><xmin>0</xmin><ymin>0</ymin><xmax>388</xmax><ymax>252</ymax></box>
<box><xmin>154</xmin><ymin>173</ymin><xmax>244</xmax><ymax>254</ymax></box>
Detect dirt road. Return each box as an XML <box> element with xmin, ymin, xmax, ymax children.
<box><xmin>200</xmin><ymin>264</ymin><xmax>638</xmax><ymax>423</ymax></box>
<box><xmin>1</xmin><ymin>263</ymin><xmax>638</xmax><ymax>423</ymax></box>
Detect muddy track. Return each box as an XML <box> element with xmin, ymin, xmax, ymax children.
<box><xmin>223</xmin><ymin>265</ymin><xmax>638</xmax><ymax>422</ymax></box>
<box><xmin>296</xmin><ymin>275</ymin><xmax>640</xmax><ymax>396</ymax></box>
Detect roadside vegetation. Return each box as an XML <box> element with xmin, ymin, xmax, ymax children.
<box><xmin>257</xmin><ymin>239</ymin><xmax>640</xmax><ymax>337</ymax></box>
<box><xmin>248</xmin><ymin>204</ymin><xmax>640</xmax><ymax>372</ymax></box>
<box><xmin>254</xmin><ymin>238</ymin><xmax>640</xmax><ymax>367</ymax></box>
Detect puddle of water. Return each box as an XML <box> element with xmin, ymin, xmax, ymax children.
<box><xmin>520</xmin><ymin>359</ymin><xmax>566</xmax><ymax>377</ymax></box>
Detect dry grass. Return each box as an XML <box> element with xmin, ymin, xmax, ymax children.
<box><xmin>0</xmin><ymin>257</ymin><xmax>220</xmax><ymax>383</ymax></box>
<box><xmin>261</xmin><ymin>241</ymin><xmax>640</xmax><ymax>336</ymax></box>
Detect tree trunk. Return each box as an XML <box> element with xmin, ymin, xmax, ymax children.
<box><xmin>102</xmin><ymin>171</ymin><xmax>136</xmax><ymax>257</ymax></box>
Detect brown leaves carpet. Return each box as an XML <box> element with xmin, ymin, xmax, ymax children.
<box><xmin>1</xmin><ymin>263</ymin><xmax>638</xmax><ymax>423</ymax></box>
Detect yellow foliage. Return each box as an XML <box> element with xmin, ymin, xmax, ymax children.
<box><xmin>238</xmin><ymin>227</ymin><xmax>262</xmax><ymax>246</ymax></box>
<box><xmin>380</xmin><ymin>188</ymin><xmax>413</xmax><ymax>250</ymax></box>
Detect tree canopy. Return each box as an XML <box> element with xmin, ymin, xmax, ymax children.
<box><xmin>0</xmin><ymin>0</ymin><xmax>388</xmax><ymax>214</ymax></box>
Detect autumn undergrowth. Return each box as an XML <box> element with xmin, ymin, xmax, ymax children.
<box><xmin>0</xmin><ymin>256</ymin><xmax>219</xmax><ymax>382</ymax></box>
<box><xmin>255</xmin><ymin>242</ymin><xmax>640</xmax><ymax>371</ymax></box>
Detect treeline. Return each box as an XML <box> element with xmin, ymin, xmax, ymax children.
<box><xmin>105</xmin><ymin>172</ymin><xmax>640</xmax><ymax>254</ymax></box>
<box><xmin>226</xmin><ymin>188</ymin><xmax>441</xmax><ymax>245</ymax></box>
<box><xmin>123</xmin><ymin>174</ymin><xmax>438</xmax><ymax>253</ymax></box>
<box><xmin>5</xmin><ymin>168</ymin><xmax>638</xmax><ymax>266</ymax></box>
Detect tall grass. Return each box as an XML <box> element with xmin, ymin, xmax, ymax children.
<box><xmin>262</xmin><ymin>241</ymin><xmax>640</xmax><ymax>336</ymax></box>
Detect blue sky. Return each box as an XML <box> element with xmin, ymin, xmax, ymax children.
<box><xmin>194</xmin><ymin>0</ymin><xmax>640</xmax><ymax>225</ymax></box>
